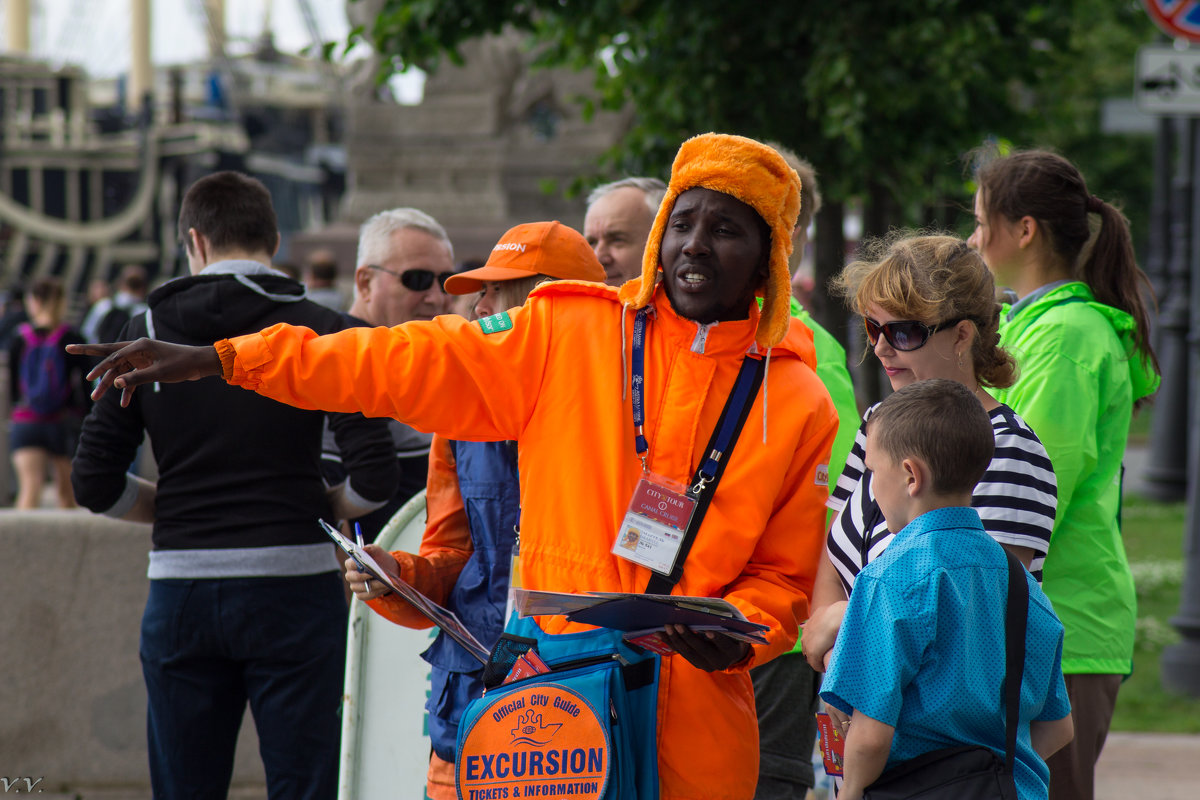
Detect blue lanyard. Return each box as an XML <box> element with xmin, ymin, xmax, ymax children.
<box><xmin>631</xmin><ymin>308</ymin><xmax>651</xmax><ymax>462</ymax></box>
<box><xmin>630</xmin><ymin>307</ymin><xmax>762</xmax><ymax>494</ymax></box>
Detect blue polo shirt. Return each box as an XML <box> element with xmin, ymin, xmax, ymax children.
<box><xmin>821</xmin><ymin>506</ymin><xmax>1070</xmax><ymax>800</ymax></box>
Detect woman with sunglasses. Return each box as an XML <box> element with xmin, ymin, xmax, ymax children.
<box><xmin>968</xmin><ymin>151</ymin><xmax>1160</xmax><ymax>800</ymax></box>
<box><xmin>802</xmin><ymin>234</ymin><xmax>1057</xmax><ymax>673</ymax></box>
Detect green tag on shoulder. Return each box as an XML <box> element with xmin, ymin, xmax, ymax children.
<box><xmin>477</xmin><ymin>311</ymin><xmax>514</xmax><ymax>335</ymax></box>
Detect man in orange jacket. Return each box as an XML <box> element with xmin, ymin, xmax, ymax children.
<box><xmin>74</xmin><ymin>134</ymin><xmax>838</xmax><ymax>800</ymax></box>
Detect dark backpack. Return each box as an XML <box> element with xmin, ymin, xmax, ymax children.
<box><xmin>95</xmin><ymin>306</ymin><xmax>131</xmax><ymax>345</ymax></box>
<box><xmin>95</xmin><ymin>302</ymin><xmax>143</xmax><ymax>344</ymax></box>
<box><xmin>18</xmin><ymin>323</ymin><xmax>72</xmax><ymax>417</ymax></box>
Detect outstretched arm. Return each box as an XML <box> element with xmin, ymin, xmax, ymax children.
<box><xmin>75</xmin><ymin>302</ymin><xmax>553</xmax><ymax>445</ymax></box>
<box><xmin>67</xmin><ymin>339</ymin><xmax>222</xmax><ymax>407</ymax></box>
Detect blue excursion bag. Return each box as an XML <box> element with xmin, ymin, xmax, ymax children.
<box><xmin>455</xmin><ymin>614</ymin><xmax>660</xmax><ymax>800</ymax></box>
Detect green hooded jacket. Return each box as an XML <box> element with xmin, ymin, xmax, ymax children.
<box><xmin>788</xmin><ymin>296</ymin><xmax>858</xmax><ymax>658</ymax></box>
<box><xmin>994</xmin><ymin>281</ymin><xmax>1159</xmax><ymax>674</ymax></box>
<box><xmin>789</xmin><ymin>296</ymin><xmax>857</xmax><ymax>488</ymax></box>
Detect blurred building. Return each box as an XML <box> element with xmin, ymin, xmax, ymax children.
<box><xmin>1</xmin><ymin>5</ymin><xmax>630</xmax><ymax>314</ymax></box>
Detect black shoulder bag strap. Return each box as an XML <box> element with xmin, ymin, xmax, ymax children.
<box><xmin>1002</xmin><ymin>548</ymin><xmax>1030</xmax><ymax>778</ymax></box>
<box><xmin>644</xmin><ymin>353</ymin><xmax>766</xmax><ymax>595</ymax></box>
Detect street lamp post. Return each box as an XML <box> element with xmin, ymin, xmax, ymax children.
<box><xmin>1162</xmin><ymin>117</ymin><xmax>1200</xmax><ymax>696</ymax></box>
<box><xmin>1143</xmin><ymin>117</ymin><xmax>1193</xmax><ymax>501</ymax></box>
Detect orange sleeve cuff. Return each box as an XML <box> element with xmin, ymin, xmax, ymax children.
<box><xmin>214</xmin><ymin>332</ymin><xmax>277</xmax><ymax>389</ymax></box>
<box><xmin>363</xmin><ymin>551</ymin><xmax>437</xmax><ymax>629</ymax></box>
<box><xmin>214</xmin><ymin>339</ymin><xmax>237</xmax><ymax>382</ymax></box>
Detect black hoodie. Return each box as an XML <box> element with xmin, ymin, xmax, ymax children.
<box><xmin>72</xmin><ymin>261</ymin><xmax>398</xmax><ymax>562</ymax></box>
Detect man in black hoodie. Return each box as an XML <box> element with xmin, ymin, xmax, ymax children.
<box><xmin>71</xmin><ymin>171</ymin><xmax>397</xmax><ymax>800</ymax></box>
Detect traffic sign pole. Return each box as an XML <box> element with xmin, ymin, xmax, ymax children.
<box><xmin>1144</xmin><ymin>116</ymin><xmax>1192</xmax><ymax>501</ymax></box>
<box><xmin>1140</xmin><ymin>1</ymin><xmax>1200</xmax><ymax>697</ymax></box>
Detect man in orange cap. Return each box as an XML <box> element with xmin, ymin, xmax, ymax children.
<box><xmin>444</xmin><ymin>220</ymin><xmax>608</xmax><ymax>316</ymax></box>
<box><xmin>353</xmin><ymin>220</ymin><xmax>605</xmax><ymax>800</ymax></box>
<box><xmin>75</xmin><ymin>133</ymin><xmax>838</xmax><ymax>800</ymax></box>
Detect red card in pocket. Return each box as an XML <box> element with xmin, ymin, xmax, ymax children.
<box><xmin>816</xmin><ymin>711</ymin><xmax>845</xmax><ymax>777</ymax></box>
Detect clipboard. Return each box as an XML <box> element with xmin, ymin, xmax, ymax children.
<box><xmin>512</xmin><ymin>588</ymin><xmax>770</xmax><ymax>642</ymax></box>
<box><xmin>319</xmin><ymin>519</ymin><xmax>491</xmax><ymax>664</ymax></box>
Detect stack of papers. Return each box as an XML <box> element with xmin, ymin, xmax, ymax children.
<box><xmin>512</xmin><ymin>588</ymin><xmax>770</xmax><ymax>645</ymax></box>
<box><xmin>319</xmin><ymin>519</ymin><xmax>491</xmax><ymax>664</ymax></box>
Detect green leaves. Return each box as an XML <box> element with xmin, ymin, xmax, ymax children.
<box><xmin>356</xmin><ymin>0</ymin><xmax>1152</xmax><ymax>225</ymax></box>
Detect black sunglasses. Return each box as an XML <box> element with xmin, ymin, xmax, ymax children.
<box><xmin>367</xmin><ymin>264</ymin><xmax>455</xmax><ymax>292</ymax></box>
<box><xmin>863</xmin><ymin>316</ymin><xmax>969</xmax><ymax>352</ymax></box>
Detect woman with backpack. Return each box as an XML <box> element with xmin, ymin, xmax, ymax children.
<box><xmin>8</xmin><ymin>277</ymin><xmax>92</xmax><ymax>509</ymax></box>
<box><xmin>968</xmin><ymin>150</ymin><xmax>1160</xmax><ymax>800</ymax></box>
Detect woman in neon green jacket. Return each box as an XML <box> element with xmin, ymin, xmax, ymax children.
<box><xmin>969</xmin><ymin>150</ymin><xmax>1160</xmax><ymax>800</ymax></box>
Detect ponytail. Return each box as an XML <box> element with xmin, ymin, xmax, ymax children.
<box><xmin>976</xmin><ymin>150</ymin><xmax>1159</xmax><ymax>380</ymax></box>
<box><xmin>1083</xmin><ymin>201</ymin><xmax>1158</xmax><ymax>378</ymax></box>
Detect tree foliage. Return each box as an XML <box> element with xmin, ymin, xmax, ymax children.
<box><xmin>349</xmin><ymin>0</ymin><xmax>1080</xmax><ymax>208</ymax></box>
<box><xmin>1022</xmin><ymin>2</ymin><xmax>1159</xmax><ymax>247</ymax></box>
<box><xmin>347</xmin><ymin>0</ymin><xmax>1159</xmax><ymax>377</ymax></box>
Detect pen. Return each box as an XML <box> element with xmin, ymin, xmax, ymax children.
<box><xmin>355</xmin><ymin>522</ymin><xmax>369</xmax><ymax>590</ymax></box>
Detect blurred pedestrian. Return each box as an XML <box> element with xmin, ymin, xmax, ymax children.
<box><xmin>272</xmin><ymin>261</ymin><xmax>301</xmax><ymax>280</ymax></box>
<box><xmin>8</xmin><ymin>277</ymin><xmax>90</xmax><ymax>509</ymax></box>
<box><xmin>79</xmin><ymin>276</ymin><xmax>114</xmax><ymax>344</ymax></box>
<box><xmin>0</xmin><ymin>281</ymin><xmax>29</xmax><ymax>349</ymax></box>
<box><xmin>305</xmin><ymin>248</ymin><xmax>347</xmax><ymax>311</ymax></box>
<box><xmin>768</xmin><ymin>145</ymin><xmax>859</xmax><ymax>487</ymax></box>
<box><xmin>93</xmin><ymin>265</ymin><xmax>149</xmax><ymax>344</ymax></box>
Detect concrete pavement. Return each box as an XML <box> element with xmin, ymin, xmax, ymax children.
<box><xmin>1096</xmin><ymin>445</ymin><xmax>1198</xmax><ymax>798</ymax></box>
<box><xmin>1097</xmin><ymin>732</ymin><xmax>1199</xmax><ymax>800</ymax></box>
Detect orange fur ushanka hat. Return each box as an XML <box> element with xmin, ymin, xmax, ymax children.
<box><xmin>618</xmin><ymin>133</ymin><xmax>802</xmax><ymax>349</ymax></box>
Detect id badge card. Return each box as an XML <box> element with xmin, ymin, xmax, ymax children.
<box><xmin>613</xmin><ymin>474</ymin><xmax>697</xmax><ymax>575</ymax></box>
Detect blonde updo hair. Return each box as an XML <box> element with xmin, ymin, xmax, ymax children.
<box><xmin>832</xmin><ymin>232</ymin><xmax>1017</xmax><ymax>389</ymax></box>
<box><xmin>491</xmin><ymin>274</ymin><xmax>552</xmax><ymax>313</ymax></box>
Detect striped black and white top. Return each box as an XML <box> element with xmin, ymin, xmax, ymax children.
<box><xmin>827</xmin><ymin>402</ymin><xmax>1057</xmax><ymax>591</ymax></box>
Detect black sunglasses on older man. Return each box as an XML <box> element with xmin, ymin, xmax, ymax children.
<box><xmin>367</xmin><ymin>264</ymin><xmax>455</xmax><ymax>292</ymax></box>
<box><xmin>863</xmin><ymin>316</ymin><xmax>969</xmax><ymax>352</ymax></box>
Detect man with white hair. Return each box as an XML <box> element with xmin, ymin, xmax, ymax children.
<box><xmin>350</xmin><ymin>208</ymin><xmax>455</xmax><ymax>327</ymax></box>
<box><xmin>584</xmin><ymin>176</ymin><xmax>667</xmax><ymax>285</ymax></box>
<box><xmin>324</xmin><ymin>208</ymin><xmax>456</xmax><ymax>537</ymax></box>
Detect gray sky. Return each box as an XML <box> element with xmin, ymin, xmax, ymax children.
<box><xmin>2</xmin><ymin>1</ymin><xmax>428</xmax><ymax>101</ymax></box>
<box><xmin>3</xmin><ymin>0</ymin><xmax>351</xmax><ymax>77</ymax></box>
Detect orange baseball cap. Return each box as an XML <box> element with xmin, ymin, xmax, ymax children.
<box><xmin>443</xmin><ymin>221</ymin><xmax>605</xmax><ymax>295</ymax></box>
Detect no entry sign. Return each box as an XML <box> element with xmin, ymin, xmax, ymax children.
<box><xmin>1146</xmin><ymin>0</ymin><xmax>1200</xmax><ymax>42</ymax></box>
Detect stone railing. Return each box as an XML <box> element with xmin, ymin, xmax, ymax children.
<box><xmin>0</xmin><ymin>511</ymin><xmax>265</xmax><ymax>798</ymax></box>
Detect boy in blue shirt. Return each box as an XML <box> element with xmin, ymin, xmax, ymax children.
<box><xmin>820</xmin><ymin>379</ymin><xmax>1074</xmax><ymax>800</ymax></box>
